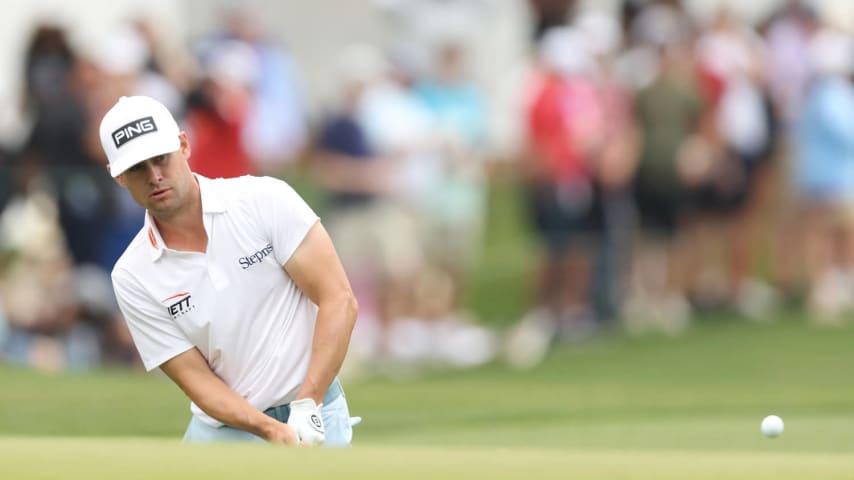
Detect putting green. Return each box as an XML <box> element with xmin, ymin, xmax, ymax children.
<box><xmin>1</xmin><ymin>437</ymin><xmax>852</xmax><ymax>480</ymax></box>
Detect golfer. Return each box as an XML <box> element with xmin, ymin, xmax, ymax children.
<box><xmin>101</xmin><ymin>96</ymin><xmax>357</xmax><ymax>446</ymax></box>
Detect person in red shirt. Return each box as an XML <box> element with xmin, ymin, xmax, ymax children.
<box><xmin>519</xmin><ymin>27</ymin><xmax>605</xmax><ymax>342</ymax></box>
<box><xmin>185</xmin><ymin>40</ymin><xmax>257</xmax><ymax>179</ymax></box>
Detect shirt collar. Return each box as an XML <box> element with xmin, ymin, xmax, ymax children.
<box><xmin>196</xmin><ymin>174</ymin><xmax>226</xmax><ymax>214</ymax></box>
<box><xmin>145</xmin><ymin>212</ymin><xmax>166</xmax><ymax>262</ymax></box>
<box><xmin>145</xmin><ymin>174</ymin><xmax>226</xmax><ymax>261</ymax></box>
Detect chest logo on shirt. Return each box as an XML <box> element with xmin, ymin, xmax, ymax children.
<box><xmin>239</xmin><ymin>244</ymin><xmax>274</xmax><ymax>270</ymax></box>
<box><xmin>162</xmin><ymin>292</ymin><xmax>195</xmax><ymax>319</ymax></box>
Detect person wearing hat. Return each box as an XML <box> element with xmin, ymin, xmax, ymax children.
<box><xmin>100</xmin><ymin>95</ymin><xmax>358</xmax><ymax>446</ymax></box>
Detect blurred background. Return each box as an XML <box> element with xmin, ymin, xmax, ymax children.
<box><xmin>1</xmin><ymin>0</ymin><xmax>854</xmax><ymax>380</ymax></box>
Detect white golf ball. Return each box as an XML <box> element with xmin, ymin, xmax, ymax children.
<box><xmin>761</xmin><ymin>415</ymin><xmax>784</xmax><ymax>438</ymax></box>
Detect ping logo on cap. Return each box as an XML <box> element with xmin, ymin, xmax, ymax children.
<box><xmin>112</xmin><ymin>116</ymin><xmax>158</xmax><ymax>148</ymax></box>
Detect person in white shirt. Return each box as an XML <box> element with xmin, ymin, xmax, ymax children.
<box><xmin>100</xmin><ymin>95</ymin><xmax>358</xmax><ymax>446</ymax></box>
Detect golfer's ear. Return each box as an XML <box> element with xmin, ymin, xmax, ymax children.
<box><xmin>179</xmin><ymin>132</ymin><xmax>191</xmax><ymax>159</ymax></box>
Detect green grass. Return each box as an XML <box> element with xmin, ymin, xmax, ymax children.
<box><xmin>2</xmin><ymin>439</ymin><xmax>853</xmax><ymax>480</ymax></box>
<box><xmin>3</xmin><ymin>178</ymin><xmax>853</xmax><ymax>477</ymax></box>
<box><xmin>1</xmin><ymin>314</ymin><xmax>854</xmax><ymax>478</ymax></box>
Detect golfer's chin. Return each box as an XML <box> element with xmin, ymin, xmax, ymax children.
<box><xmin>146</xmin><ymin>189</ymin><xmax>178</xmax><ymax>213</ymax></box>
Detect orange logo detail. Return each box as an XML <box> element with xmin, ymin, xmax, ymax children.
<box><xmin>148</xmin><ymin>227</ymin><xmax>157</xmax><ymax>248</ymax></box>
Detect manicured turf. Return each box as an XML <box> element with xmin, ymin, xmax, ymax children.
<box><xmin>2</xmin><ymin>438</ymin><xmax>853</xmax><ymax>480</ymax></box>
<box><xmin>1</xmin><ymin>314</ymin><xmax>853</xmax><ymax>478</ymax></box>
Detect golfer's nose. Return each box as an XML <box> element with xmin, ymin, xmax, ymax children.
<box><xmin>147</xmin><ymin>163</ymin><xmax>164</xmax><ymax>183</ymax></box>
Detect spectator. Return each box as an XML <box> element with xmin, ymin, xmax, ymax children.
<box><xmin>512</xmin><ymin>26</ymin><xmax>604</xmax><ymax>353</ymax></box>
<box><xmin>413</xmin><ymin>42</ymin><xmax>489</xmax><ymax>325</ymax></box>
<box><xmin>792</xmin><ymin>28</ymin><xmax>854</xmax><ymax>322</ymax></box>
<box><xmin>312</xmin><ymin>44</ymin><xmax>400</xmax><ymax>373</ymax></box>
<box><xmin>763</xmin><ymin>0</ymin><xmax>818</xmax><ymax>125</ymax></box>
<box><xmin>185</xmin><ymin>40</ymin><xmax>258</xmax><ymax>179</ymax></box>
<box><xmin>625</xmin><ymin>36</ymin><xmax>700</xmax><ymax>334</ymax></box>
<box><xmin>575</xmin><ymin>11</ymin><xmax>639</xmax><ymax>325</ymax></box>
<box><xmin>763</xmin><ymin>0</ymin><xmax>819</xmax><ymax>300</ymax></box>
<box><xmin>18</xmin><ymin>24</ymin><xmax>113</xmax><ymax>269</ymax></box>
<box><xmin>200</xmin><ymin>1</ymin><xmax>309</xmax><ymax>173</ymax></box>
<box><xmin>684</xmin><ymin>7</ymin><xmax>778</xmax><ymax>316</ymax></box>
<box><xmin>411</xmin><ymin>40</ymin><xmax>497</xmax><ymax>368</ymax></box>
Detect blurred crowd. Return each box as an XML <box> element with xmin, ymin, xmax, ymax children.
<box><xmin>0</xmin><ymin>0</ymin><xmax>852</xmax><ymax>374</ymax></box>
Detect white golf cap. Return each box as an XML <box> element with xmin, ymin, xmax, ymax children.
<box><xmin>99</xmin><ymin>95</ymin><xmax>181</xmax><ymax>177</ymax></box>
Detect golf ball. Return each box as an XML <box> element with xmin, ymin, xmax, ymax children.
<box><xmin>761</xmin><ymin>415</ymin><xmax>784</xmax><ymax>437</ymax></box>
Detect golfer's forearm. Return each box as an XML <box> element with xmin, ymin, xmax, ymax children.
<box><xmin>189</xmin><ymin>380</ymin><xmax>280</xmax><ymax>438</ymax></box>
<box><xmin>298</xmin><ymin>292</ymin><xmax>357</xmax><ymax>403</ymax></box>
<box><xmin>161</xmin><ymin>349</ymin><xmax>291</xmax><ymax>442</ymax></box>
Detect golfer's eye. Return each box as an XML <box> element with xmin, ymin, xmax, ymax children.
<box><xmin>127</xmin><ymin>163</ymin><xmax>145</xmax><ymax>174</ymax></box>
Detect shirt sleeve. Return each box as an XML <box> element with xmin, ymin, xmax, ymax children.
<box><xmin>112</xmin><ymin>268</ymin><xmax>195</xmax><ymax>371</ymax></box>
<box><xmin>253</xmin><ymin>176</ymin><xmax>320</xmax><ymax>266</ymax></box>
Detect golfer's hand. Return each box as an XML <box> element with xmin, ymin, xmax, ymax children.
<box><xmin>287</xmin><ymin>398</ymin><xmax>325</xmax><ymax>446</ymax></box>
<box><xmin>267</xmin><ymin>422</ymin><xmax>300</xmax><ymax>446</ymax></box>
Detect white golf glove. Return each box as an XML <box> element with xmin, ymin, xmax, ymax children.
<box><xmin>287</xmin><ymin>399</ymin><xmax>325</xmax><ymax>446</ymax></box>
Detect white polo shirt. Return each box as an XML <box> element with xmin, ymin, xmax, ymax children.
<box><xmin>112</xmin><ymin>174</ymin><xmax>319</xmax><ymax>427</ymax></box>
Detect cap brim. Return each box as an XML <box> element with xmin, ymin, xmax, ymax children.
<box><xmin>109</xmin><ymin>137</ymin><xmax>181</xmax><ymax>177</ymax></box>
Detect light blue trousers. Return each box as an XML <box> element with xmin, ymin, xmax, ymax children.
<box><xmin>182</xmin><ymin>378</ymin><xmax>353</xmax><ymax>446</ymax></box>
